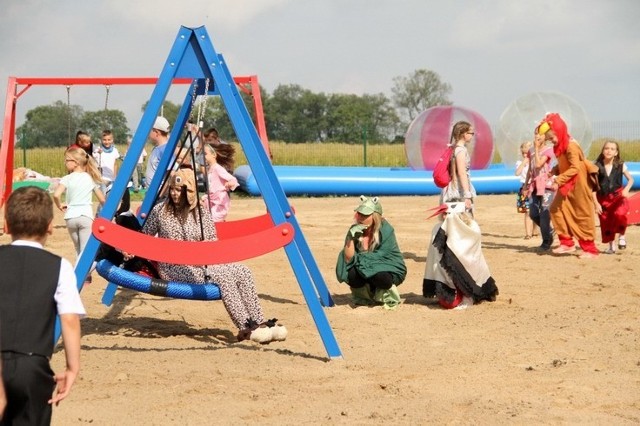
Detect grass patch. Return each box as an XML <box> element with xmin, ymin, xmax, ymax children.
<box><xmin>11</xmin><ymin>139</ymin><xmax>640</xmax><ymax>178</ymax></box>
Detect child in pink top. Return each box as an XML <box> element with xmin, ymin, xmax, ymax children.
<box><xmin>201</xmin><ymin>144</ymin><xmax>238</xmax><ymax>222</ymax></box>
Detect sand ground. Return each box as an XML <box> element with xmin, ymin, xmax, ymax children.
<box><xmin>1</xmin><ymin>194</ymin><xmax>639</xmax><ymax>425</ymax></box>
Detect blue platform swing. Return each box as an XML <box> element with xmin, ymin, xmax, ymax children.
<box><xmin>64</xmin><ymin>25</ymin><xmax>343</xmax><ymax>359</ymax></box>
<box><xmin>93</xmin><ymin>83</ymin><xmax>241</xmax><ymax>302</ymax></box>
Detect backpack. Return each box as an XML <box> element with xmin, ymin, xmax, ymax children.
<box><xmin>432</xmin><ymin>146</ymin><xmax>455</xmax><ymax>188</ymax></box>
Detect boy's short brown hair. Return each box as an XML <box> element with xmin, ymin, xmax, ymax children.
<box><xmin>5</xmin><ymin>186</ymin><xmax>53</xmax><ymax>239</ymax></box>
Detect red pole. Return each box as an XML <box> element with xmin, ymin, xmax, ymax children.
<box><xmin>249</xmin><ymin>75</ymin><xmax>271</xmax><ymax>158</ymax></box>
<box><xmin>0</xmin><ymin>77</ymin><xmax>18</xmax><ymax>207</ymax></box>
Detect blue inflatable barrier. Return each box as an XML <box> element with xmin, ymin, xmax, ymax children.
<box><xmin>235</xmin><ymin>163</ymin><xmax>640</xmax><ymax>196</ymax></box>
<box><xmin>96</xmin><ymin>259</ymin><xmax>221</xmax><ymax>301</ymax></box>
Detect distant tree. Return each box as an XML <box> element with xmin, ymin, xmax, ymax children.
<box><xmin>167</xmin><ymin>83</ymin><xmax>270</xmax><ymax>142</ymax></box>
<box><xmin>80</xmin><ymin>109</ymin><xmax>129</xmax><ymax>145</ymax></box>
<box><xmin>391</xmin><ymin>69</ymin><xmax>452</xmax><ymax>123</ymax></box>
<box><xmin>17</xmin><ymin>101</ymin><xmax>83</xmax><ymax>148</ymax></box>
<box><xmin>324</xmin><ymin>93</ymin><xmax>399</xmax><ymax>143</ymax></box>
<box><xmin>266</xmin><ymin>84</ymin><xmax>327</xmax><ymax>142</ymax></box>
<box><xmin>362</xmin><ymin>93</ymin><xmax>402</xmax><ymax>142</ymax></box>
<box><xmin>201</xmin><ymin>97</ymin><xmax>231</xmax><ymax>138</ymax></box>
<box><xmin>140</xmin><ymin>85</ymin><xmax>269</xmax><ymax>143</ymax></box>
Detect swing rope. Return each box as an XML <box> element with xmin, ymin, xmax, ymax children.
<box><xmin>146</xmin><ymin>79</ymin><xmax>212</xmax><ymax>280</ymax></box>
<box><xmin>194</xmin><ymin>79</ymin><xmax>212</xmax><ymax>209</ymax></box>
<box><xmin>187</xmin><ymin>79</ymin><xmax>211</xmax><ymax>282</ymax></box>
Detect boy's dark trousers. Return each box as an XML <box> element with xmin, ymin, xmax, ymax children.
<box><xmin>1</xmin><ymin>351</ymin><xmax>56</xmax><ymax>426</ymax></box>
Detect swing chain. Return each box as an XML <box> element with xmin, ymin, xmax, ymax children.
<box><xmin>187</xmin><ymin>79</ymin><xmax>199</xmax><ymax>125</ymax></box>
<box><xmin>196</xmin><ymin>78</ymin><xmax>210</xmax><ymax>130</ymax></box>
<box><xmin>104</xmin><ymin>85</ymin><xmax>111</xmax><ymax>111</ymax></box>
<box><xmin>66</xmin><ymin>85</ymin><xmax>72</xmax><ymax>145</ymax></box>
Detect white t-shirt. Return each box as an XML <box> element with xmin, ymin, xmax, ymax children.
<box><xmin>59</xmin><ymin>171</ymin><xmax>99</xmax><ymax>219</ymax></box>
<box><xmin>11</xmin><ymin>240</ymin><xmax>86</xmax><ymax>316</ymax></box>
<box><xmin>94</xmin><ymin>147</ymin><xmax>120</xmax><ymax>182</ymax></box>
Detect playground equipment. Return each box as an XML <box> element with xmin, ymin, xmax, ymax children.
<box><xmin>0</xmin><ymin>75</ymin><xmax>269</xmax><ymax>207</ymax></box>
<box><xmin>1</xmin><ymin>26</ymin><xmax>342</xmax><ymax>359</ymax></box>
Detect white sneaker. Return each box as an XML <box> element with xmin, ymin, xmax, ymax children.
<box><xmin>618</xmin><ymin>237</ymin><xmax>627</xmax><ymax>250</ymax></box>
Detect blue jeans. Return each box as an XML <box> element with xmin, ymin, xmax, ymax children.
<box><xmin>529</xmin><ymin>191</ymin><xmax>555</xmax><ymax>248</ymax></box>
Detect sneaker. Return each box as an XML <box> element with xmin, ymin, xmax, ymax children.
<box><xmin>552</xmin><ymin>245</ymin><xmax>576</xmax><ymax>254</ymax></box>
<box><xmin>578</xmin><ymin>252</ymin><xmax>599</xmax><ymax>259</ymax></box>
<box><xmin>618</xmin><ymin>237</ymin><xmax>627</xmax><ymax>250</ymax></box>
<box><xmin>605</xmin><ymin>248</ymin><xmax>616</xmax><ymax>255</ymax></box>
<box><xmin>536</xmin><ymin>245</ymin><xmax>552</xmax><ymax>254</ymax></box>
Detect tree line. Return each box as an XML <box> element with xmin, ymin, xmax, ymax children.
<box><xmin>14</xmin><ymin>69</ymin><xmax>452</xmax><ymax>148</ymax></box>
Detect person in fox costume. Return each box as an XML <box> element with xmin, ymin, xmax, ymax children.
<box><xmin>537</xmin><ymin>113</ymin><xmax>599</xmax><ymax>259</ymax></box>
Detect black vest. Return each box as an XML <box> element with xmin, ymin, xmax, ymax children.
<box><xmin>597</xmin><ymin>162</ymin><xmax>623</xmax><ymax>196</ymax></box>
<box><xmin>0</xmin><ymin>245</ymin><xmax>61</xmax><ymax>358</ymax></box>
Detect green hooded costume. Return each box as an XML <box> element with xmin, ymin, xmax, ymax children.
<box><xmin>335</xmin><ymin>220</ymin><xmax>407</xmax><ymax>286</ymax></box>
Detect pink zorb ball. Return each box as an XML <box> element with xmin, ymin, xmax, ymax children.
<box><xmin>404</xmin><ymin>105</ymin><xmax>494</xmax><ymax>170</ymax></box>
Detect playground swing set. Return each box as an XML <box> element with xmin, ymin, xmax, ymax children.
<box><xmin>0</xmin><ymin>25</ymin><xmax>343</xmax><ymax>359</ymax></box>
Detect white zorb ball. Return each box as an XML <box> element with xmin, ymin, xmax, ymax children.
<box><xmin>496</xmin><ymin>91</ymin><xmax>593</xmax><ymax>166</ymax></box>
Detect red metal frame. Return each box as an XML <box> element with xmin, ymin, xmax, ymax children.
<box><xmin>0</xmin><ymin>75</ymin><xmax>270</xmax><ymax>207</ymax></box>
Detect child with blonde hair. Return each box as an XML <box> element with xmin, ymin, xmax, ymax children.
<box><xmin>53</xmin><ymin>147</ymin><xmax>106</xmax><ymax>264</ymax></box>
<box><xmin>441</xmin><ymin>121</ymin><xmax>476</xmax><ymax>216</ymax></box>
<box><xmin>515</xmin><ymin>141</ymin><xmax>538</xmax><ymax>239</ymax></box>
<box><xmin>336</xmin><ymin>196</ymin><xmax>406</xmax><ymax>309</ymax></box>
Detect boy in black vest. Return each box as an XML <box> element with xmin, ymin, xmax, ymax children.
<box><xmin>0</xmin><ymin>186</ymin><xmax>85</xmax><ymax>425</ymax></box>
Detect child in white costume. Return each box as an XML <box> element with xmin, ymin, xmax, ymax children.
<box><xmin>423</xmin><ymin>202</ymin><xmax>498</xmax><ymax>309</ymax></box>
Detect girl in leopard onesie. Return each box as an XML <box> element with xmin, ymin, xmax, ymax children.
<box><xmin>141</xmin><ymin>169</ymin><xmax>287</xmax><ymax>343</ymax></box>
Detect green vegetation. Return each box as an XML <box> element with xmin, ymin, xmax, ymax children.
<box><xmin>12</xmin><ymin>138</ymin><xmax>640</xmax><ymax>180</ymax></box>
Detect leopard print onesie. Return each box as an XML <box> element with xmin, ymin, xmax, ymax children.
<box><xmin>143</xmin><ymin>202</ymin><xmax>265</xmax><ymax>330</ymax></box>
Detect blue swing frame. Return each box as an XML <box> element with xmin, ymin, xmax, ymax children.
<box><xmin>58</xmin><ymin>26</ymin><xmax>342</xmax><ymax>359</ymax></box>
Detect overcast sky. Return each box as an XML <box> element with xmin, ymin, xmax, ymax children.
<box><xmin>1</xmin><ymin>0</ymin><xmax>639</xmax><ymax>138</ymax></box>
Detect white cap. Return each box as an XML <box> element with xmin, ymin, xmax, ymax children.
<box><xmin>153</xmin><ymin>116</ymin><xmax>171</xmax><ymax>132</ymax></box>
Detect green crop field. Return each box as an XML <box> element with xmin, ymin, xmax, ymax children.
<box><xmin>10</xmin><ymin>138</ymin><xmax>640</xmax><ymax>179</ymax></box>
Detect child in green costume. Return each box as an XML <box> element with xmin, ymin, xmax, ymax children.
<box><xmin>336</xmin><ymin>196</ymin><xmax>406</xmax><ymax>309</ymax></box>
